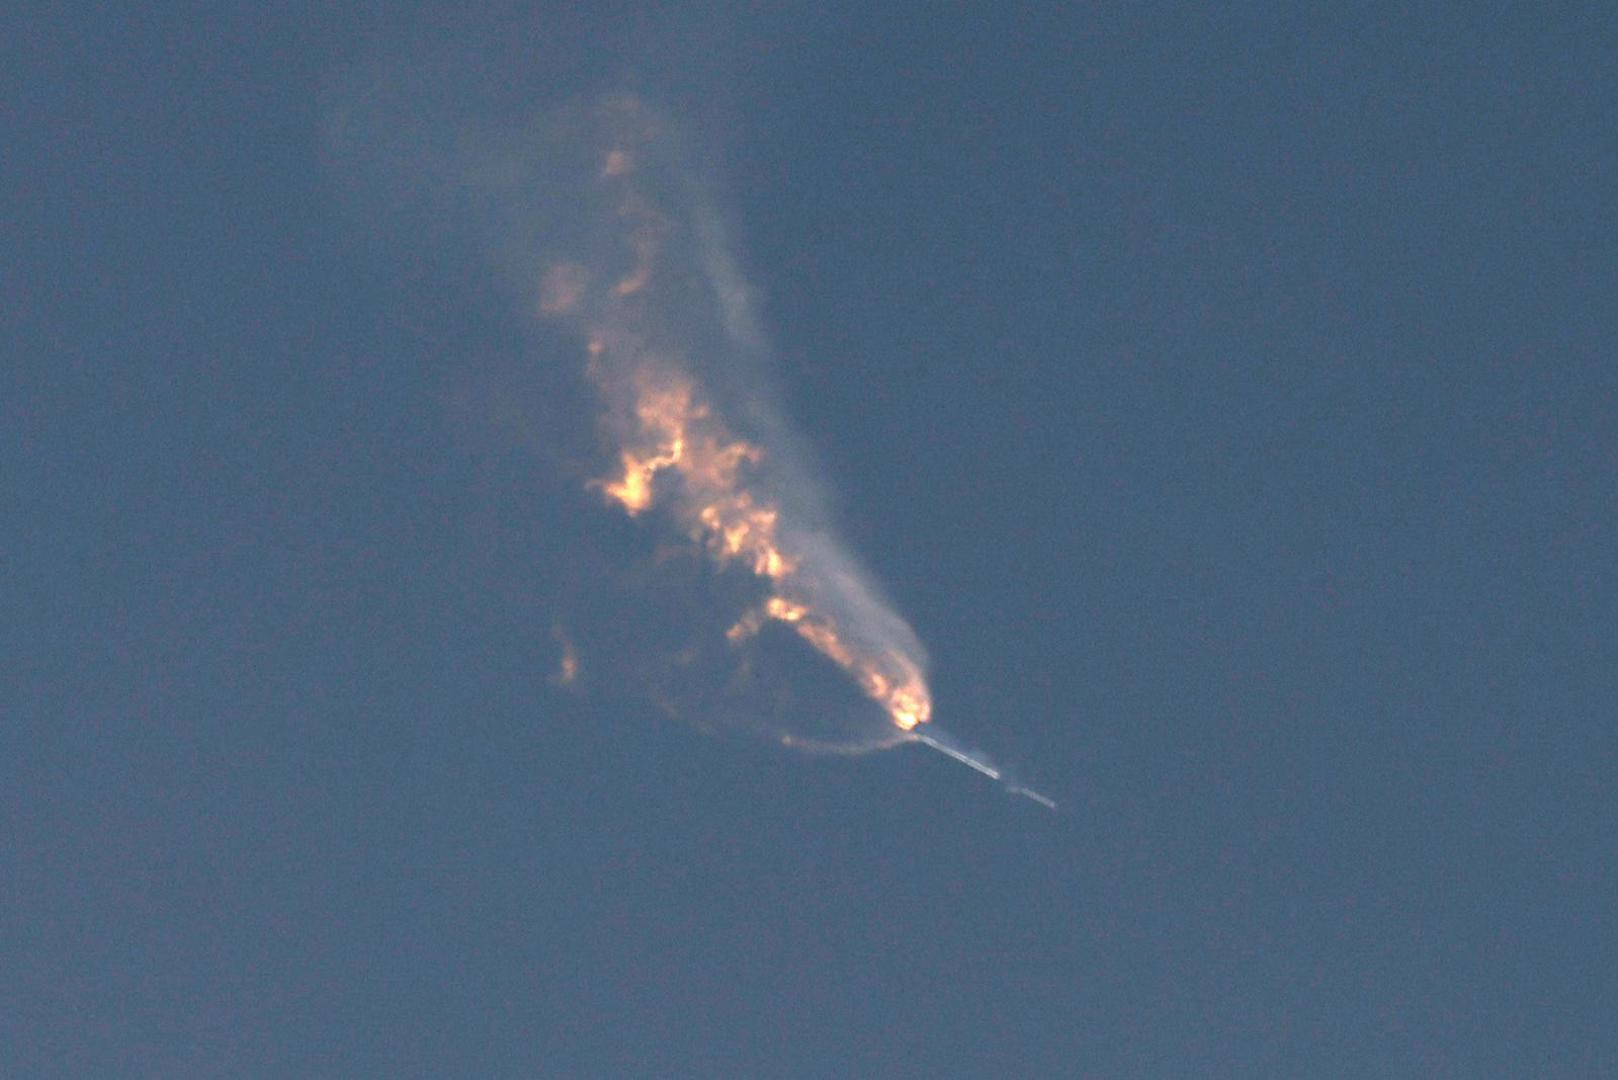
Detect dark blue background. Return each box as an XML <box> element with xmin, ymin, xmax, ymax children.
<box><xmin>6</xmin><ymin>5</ymin><xmax>1615</xmax><ymax>1076</ymax></box>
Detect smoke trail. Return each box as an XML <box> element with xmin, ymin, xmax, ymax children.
<box><xmin>325</xmin><ymin>80</ymin><xmax>1054</xmax><ymax>797</ymax></box>
<box><xmin>528</xmin><ymin>95</ymin><xmax>932</xmax><ymax>751</ymax></box>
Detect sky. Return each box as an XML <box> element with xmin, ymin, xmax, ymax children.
<box><xmin>5</xmin><ymin>3</ymin><xmax>1617</xmax><ymax>1077</ymax></box>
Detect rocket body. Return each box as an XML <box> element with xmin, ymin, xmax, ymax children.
<box><xmin>913</xmin><ymin>730</ymin><xmax>1002</xmax><ymax>780</ymax></box>
<box><xmin>912</xmin><ymin>726</ymin><xmax>1056</xmax><ymax>810</ymax></box>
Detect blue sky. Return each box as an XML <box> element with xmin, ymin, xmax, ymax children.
<box><xmin>6</xmin><ymin>4</ymin><xmax>1616</xmax><ymax>1076</ymax></box>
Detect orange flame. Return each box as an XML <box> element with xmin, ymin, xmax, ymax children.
<box><xmin>550</xmin><ymin>626</ymin><xmax>580</xmax><ymax>687</ymax></box>
<box><xmin>538</xmin><ymin>116</ymin><xmax>932</xmax><ymax>736</ymax></box>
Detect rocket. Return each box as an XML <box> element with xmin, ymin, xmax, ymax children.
<box><xmin>913</xmin><ymin>728</ymin><xmax>1056</xmax><ymax>810</ymax></box>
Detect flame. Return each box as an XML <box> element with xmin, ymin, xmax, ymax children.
<box><xmin>550</xmin><ymin>626</ymin><xmax>580</xmax><ymax>687</ymax></box>
<box><xmin>538</xmin><ymin>113</ymin><xmax>932</xmax><ymax>736</ymax></box>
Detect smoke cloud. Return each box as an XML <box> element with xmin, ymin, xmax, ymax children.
<box><xmin>328</xmin><ymin>86</ymin><xmax>934</xmax><ymax>753</ymax></box>
<box><xmin>531</xmin><ymin>96</ymin><xmax>932</xmax><ymax>752</ymax></box>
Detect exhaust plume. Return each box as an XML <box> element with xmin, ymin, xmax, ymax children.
<box><xmin>327</xmin><ymin>82</ymin><xmax>1053</xmax><ymax>796</ymax></box>
<box><xmin>535</xmin><ymin>96</ymin><xmax>932</xmax><ymax>748</ymax></box>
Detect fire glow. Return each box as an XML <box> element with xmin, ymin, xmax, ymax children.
<box><xmin>536</xmin><ymin>105</ymin><xmax>932</xmax><ymax>736</ymax></box>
